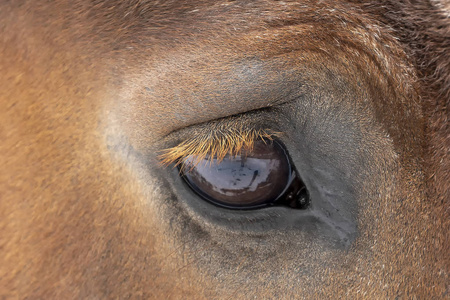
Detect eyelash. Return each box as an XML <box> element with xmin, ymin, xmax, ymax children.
<box><xmin>158</xmin><ymin>127</ymin><xmax>282</xmax><ymax>169</ymax></box>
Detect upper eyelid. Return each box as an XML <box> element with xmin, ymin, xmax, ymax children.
<box><xmin>157</xmin><ymin>109</ymin><xmax>286</xmax><ymax>167</ymax></box>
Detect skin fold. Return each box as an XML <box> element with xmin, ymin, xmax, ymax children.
<box><xmin>0</xmin><ymin>0</ymin><xmax>448</xmax><ymax>298</ymax></box>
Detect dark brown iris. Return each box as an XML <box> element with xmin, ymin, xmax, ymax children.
<box><xmin>180</xmin><ymin>140</ymin><xmax>309</xmax><ymax>210</ymax></box>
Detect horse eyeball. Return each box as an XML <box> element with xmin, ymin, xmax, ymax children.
<box><xmin>180</xmin><ymin>140</ymin><xmax>308</xmax><ymax>210</ymax></box>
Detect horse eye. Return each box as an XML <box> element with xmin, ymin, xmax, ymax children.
<box><xmin>180</xmin><ymin>140</ymin><xmax>309</xmax><ymax>210</ymax></box>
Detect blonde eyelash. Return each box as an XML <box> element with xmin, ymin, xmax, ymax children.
<box><xmin>158</xmin><ymin>127</ymin><xmax>280</xmax><ymax>169</ymax></box>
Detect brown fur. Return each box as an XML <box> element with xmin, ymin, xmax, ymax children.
<box><xmin>0</xmin><ymin>0</ymin><xmax>448</xmax><ymax>299</ymax></box>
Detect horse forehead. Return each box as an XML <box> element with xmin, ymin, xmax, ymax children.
<box><xmin>83</xmin><ymin>1</ymin><xmax>413</xmax><ymax>136</ymax></box>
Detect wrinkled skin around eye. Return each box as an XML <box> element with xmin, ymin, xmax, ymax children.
<box><xmin>181</xmin><ymin>140</ymin><xmax>293</xmax><ymax>209</ymax></box>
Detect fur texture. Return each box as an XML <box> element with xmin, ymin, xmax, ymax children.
<box><xmin>0</xmin><ymin>0</ymin><xmax>448</xmax><ymax>299</ymax></box>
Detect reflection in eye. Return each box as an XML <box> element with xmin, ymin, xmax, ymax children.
<box><xmin>180</xmin><ymin>140</ymin><xmax>309</xmax><ymax>210</ymax></box>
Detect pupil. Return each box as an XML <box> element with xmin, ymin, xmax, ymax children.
<box><xmin>180</xmin><ymin>140</ymin><xmax>309</xmax><ymax>210</ymax></box>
